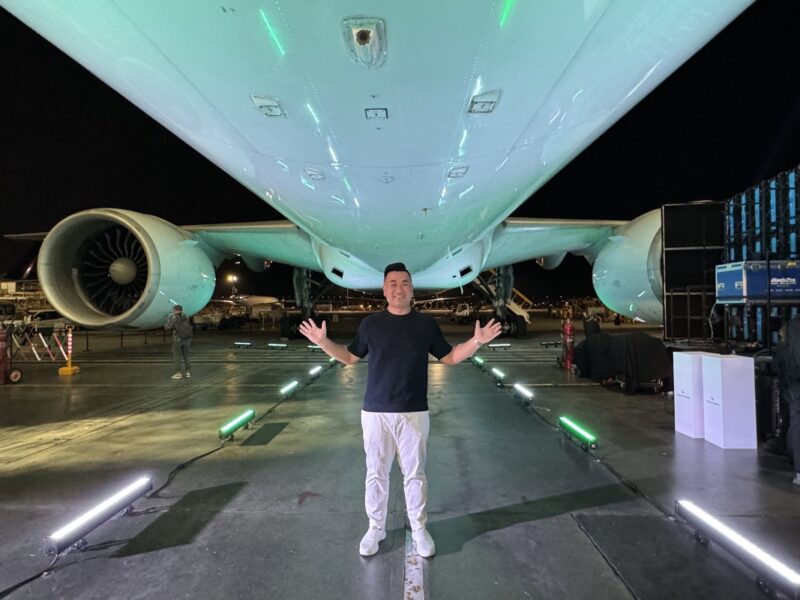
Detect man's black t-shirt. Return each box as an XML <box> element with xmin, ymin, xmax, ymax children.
<box><xmin>347</xmin><ymin>310</ymin><xmax>452</xmax><ymax>412</ymax></box>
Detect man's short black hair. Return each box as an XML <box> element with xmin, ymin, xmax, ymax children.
<box><xmin>384</xmin><ymin>262</ymin><xmax>410</xmax><ymax>278</ymax></box>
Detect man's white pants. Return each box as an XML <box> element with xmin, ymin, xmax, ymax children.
<box><xmin>361</xmin><ymin>410</ymin><xmax>429</xmax><ymax>532</ymax></box>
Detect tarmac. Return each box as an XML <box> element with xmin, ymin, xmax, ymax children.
<box><xmin>0</xmin><ymin>317</ymin><xmax>798</xmax><ymax>599</ymax></box>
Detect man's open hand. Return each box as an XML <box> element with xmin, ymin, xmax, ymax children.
<box><xmin>474</xmin><ymin>318</ymin><xmax>503</xmax><ymax>345</ymax></box>
<box><xmin>298</xmin><ymin>319</ymin><xmax>327</xmax><ymax>345</ymax></box>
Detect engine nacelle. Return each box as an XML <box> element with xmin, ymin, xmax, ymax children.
<box><xmin>592</xmin><ymin>209</ymin><xmax>663</xmax><ymax>324</ymax></box>
<box><xmin>38</xmin><ymin>209</ymin><xmax>216</xmax><ymax>329</ymax></box>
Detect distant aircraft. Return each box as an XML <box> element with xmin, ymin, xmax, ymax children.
<box><xmin>2</xmin><ymin>1</ymin><xmax>753</xmax><ymax>331</ymax></box>
<box><xmin>230</xmin><ymin>295</ymin><xmax>282</xmax><ymax>310</ymax></box>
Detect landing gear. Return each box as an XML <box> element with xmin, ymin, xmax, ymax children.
<box><xmin>511</xmin><ymin>314</ymin><xmax>527</xmax><ymax>338</ymax></box>
<box><xmin>281</xmin><ymin>268</ymin><xmax>334</xmax><ymax>338</ymax></box>
<box><xmin>293</xmin><ymin>267</ymin><xmax>314</xmax><ymax>320</ymax></box>
<box><xmin>472</xmin><ymin>266</ymin><xmax>528</xmax><ymax>338</ymax></box>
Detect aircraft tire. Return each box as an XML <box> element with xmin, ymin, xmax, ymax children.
<box><xmin>514</xmin><ymin>314</ymin><xmax>527</xmax><ymax>339</ymax></box>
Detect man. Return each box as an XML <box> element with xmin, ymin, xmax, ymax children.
<box><xmin>299</xmin><ymin>262</ymin><xmax>502</xmax><ymax>558</ymax></box>
<box><xmin>773</xmin><ymin>318</ymin><xmax>800</xmax><ymax>486</ymax></box>
<box><xmin>165</xmin><ymin>304</ymin><xmax>193</xmax><ymax>379</ymax></box>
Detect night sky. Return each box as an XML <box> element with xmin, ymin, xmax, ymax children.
<box><xmin>1</xmin><ymin>2</ymin><xmax>799</xmax><ymax>301</ymax></box>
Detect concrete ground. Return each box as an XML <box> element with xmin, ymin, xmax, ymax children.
<box><xmin>0</xmin><ymin>319</ymin><xmax>798</xmax><ymax>599</ymax></box>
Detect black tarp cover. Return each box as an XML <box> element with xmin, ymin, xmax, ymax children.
<box><xmin>574</xmin><ymin>332</ymin><xmax>672</xmax><ymax>393</ymax></box>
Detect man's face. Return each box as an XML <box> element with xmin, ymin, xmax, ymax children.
<box><xmin>383</xmin><ymin>271</ymin><xmax>413</xmax><ymax>313</ymax></box>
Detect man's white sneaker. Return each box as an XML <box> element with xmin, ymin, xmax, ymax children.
<box><xmin>185</xmin><ymin>372</ymin><xmax>191</xmax><ymax>379</ymax></box>
<box><xmin>171</xmin><ymin>372</ymin><xmax>183</xmax><ymax>379</ymax></box>
<box><xmin>412</xmin><ymin>528</ymin><xmax>435</xmax><ymax>558</ymax></box>
<box><xmin>359</xmin><ymin>527</ymin><xmax>386</xmax><ymax>556</ymax></box>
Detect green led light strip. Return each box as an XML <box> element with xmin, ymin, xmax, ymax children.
<box><xmin>559</xmin><ymin>416</ymin><xmax>597</xmax><ymax>448</ymax></box>
<box><xmin>219</xmin><ymin>409</ymin><xmax>255</xmax><ymax>439</ymax></box>
<box><xmin>259</xmin><ymin>8</ymin><xmax>286</xmax><ymax>56</ymax></box>
<box><xmin>499</xmin><ymin>0</ymin><xmax>516</xmax><ymax>27</ymax></box>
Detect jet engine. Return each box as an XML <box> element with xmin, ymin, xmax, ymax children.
<box><xmin>37</xmin><ymin>209</ymin><xmax>216</xmax><ymax>329</ymax></box>
<box><xmin>591</xmin><ymin>209</ymin><xmax>663</xmax><ymax>324</ymax></box>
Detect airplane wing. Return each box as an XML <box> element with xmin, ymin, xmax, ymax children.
<box><xmin>4</xmin><ymin>219</ymin><xmax>322</xmax><ymax>271</ymax></box>
<box><xmin>185</xmin><ymin>220</ymin><xmax>320</xmax><ymax>272</ymax></box>
<box><xmin>484</xmin><ymin>217</ymin><xmax>627</xmax><ymax>270</ymax></box>
<box><xmin>7</xmin><ymin>214</ymin><xmax>631</xmax><ymax>275</ymax></box>
<box><xmin>191</xmin><ymin>216</ymin><xmax>632</xmax><ymax>278</ymax></box>
<box><xmin>480</xmin><ymin>210</ymin><xmax>664</xmax><ymax>325</ymax></box>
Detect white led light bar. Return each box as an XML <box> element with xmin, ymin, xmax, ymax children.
<box><xmin>308</xmin><ymin>345</ymin><xmax>321</xmax><ymax>350</ymax></box>
<box><xmin>268</xmin><ymin>343</ymin><xmax>288</xmax><ymax>349</ymax></box>
<box><xmin>488</xmin><ymin>342</ymin><xmax>511</xmax><ymax>348</ymax></box>
<box><xmin>472</xmin><ymin>356</ymin><xmax>484</xmax><ymax>366</ymax></box>
<box><xmin>491</xmin><ymin>368</ymin><xmax>505</xmax><ymax>380</ymax></box>
<box><xmin>676</xmin><ymin>499</ymin><xmax>800</xmax><ymax>596</ymax></box>
<box><xmin>513</xmin><ymin>383</ymin><xmax>533</xmax><ymax>400</ymax></box>
<box><xmin>234</xmin><ymin>341</ymin><xmax>252</xmax><ymax>347</ymax></box>
<box><xmin>309</xmin><ymin>366</ymin><xmax>323</xmax><ymax>377</ymax></box>
<box><xmin>280</xmin><ymin>381</ymin><xmax>299</xmax><ymax>396</ymax></box>
<box><xmin>44</xmin><ymin>476</ymin><xmax>152</xmax><ymax>557</ymax></box>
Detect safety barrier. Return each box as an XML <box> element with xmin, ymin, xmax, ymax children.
<box><xmin>9</xmin><ymin>327</ymin><xmax>68</xmax><ymax>362</ymax></box>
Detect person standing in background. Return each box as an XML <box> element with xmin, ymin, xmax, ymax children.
<box><xmin>165</xmin><ymin>304</ymin><xmax>193</xmax><ymax>379</ymax></box>
<box><xmin>774</xmin><ymin>318</ymin><xmax>800</xmax><ymax>486</ymax></box>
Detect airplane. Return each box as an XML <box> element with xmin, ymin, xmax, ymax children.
<box><xmin>191</xmin><ymin>294</ymin><xmax>282</xmax><ymax>329</ymax></box>
<box><xmin>1</xmin><ymin>1</ymin><xmax>754</xmax><ymax>333</ymax></box>
<box><xmin>230</xmin><ymin>295</ymin><xmax>282</xmax><ymax>309</ymax></box>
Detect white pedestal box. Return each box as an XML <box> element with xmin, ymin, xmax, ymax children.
<box><xmin>673</xmin><ymin>352</ymin><xmax>707</xmax><ymax>439</ymax></box>
<box><xmin>701</xmin><ymin>354</ymin><xmax>757</xmax><ymax>449</ymax></box>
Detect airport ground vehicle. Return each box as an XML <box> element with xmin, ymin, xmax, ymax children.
<box><xmin>24</xmin><ymin>309</ymin><xmax>71</xmax><ymax>333</ymax></box>
<box><xmin>451</xmin><ymin>303</ymin><xmax>472</xmax><ymax>324</ymax></box>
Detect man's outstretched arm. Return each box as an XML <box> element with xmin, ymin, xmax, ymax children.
<box><xmin>298</xmin><ymin>319</ymin><xmax>361</xmax><ymax>365</ymax></box>
<box><xmin>440</xmin><ymin>318</ymin><xmax>503</xmax><ymax>365</ymax></box>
